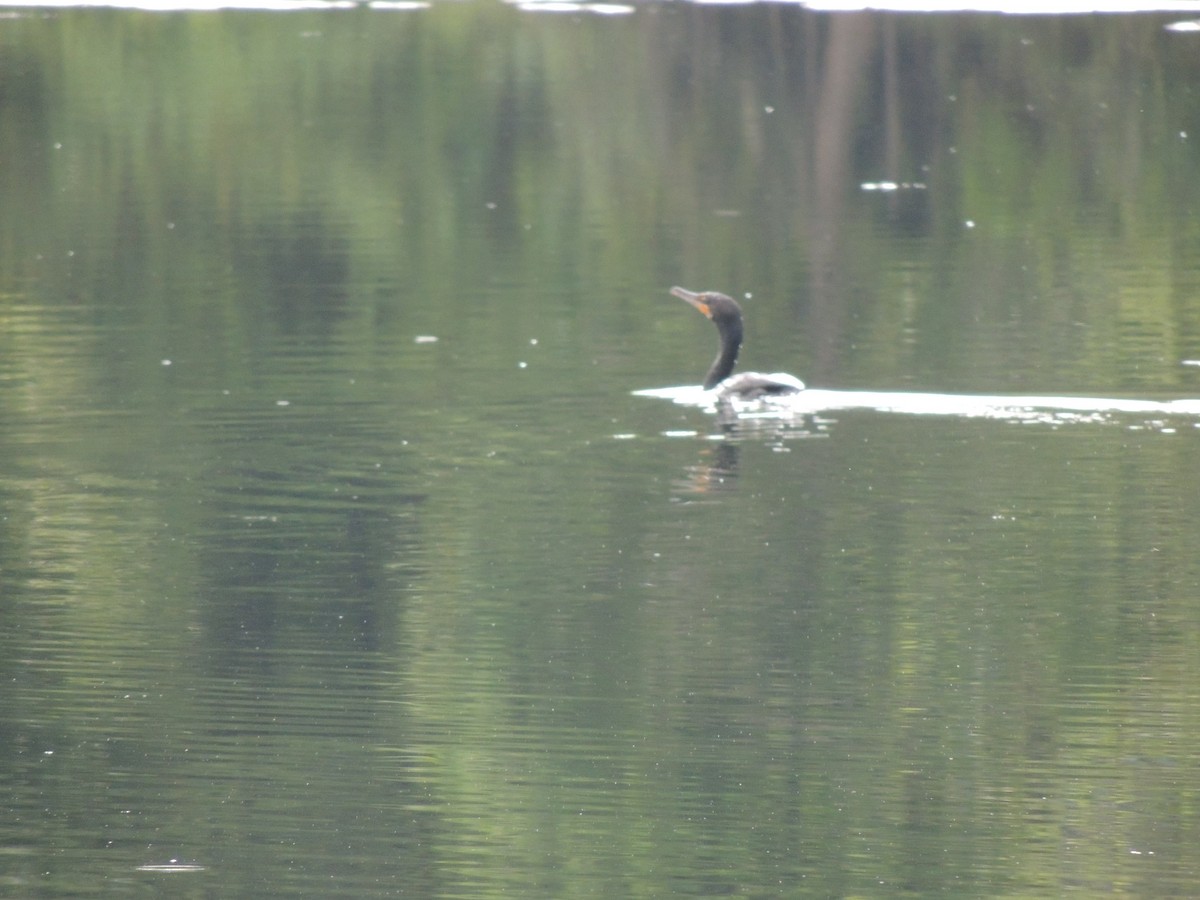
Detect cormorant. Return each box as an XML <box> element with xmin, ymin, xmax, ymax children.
<box><xmin>671</xmin><ymin>286</ymin><xmax>805</xmax><ymax>400</ymax></box>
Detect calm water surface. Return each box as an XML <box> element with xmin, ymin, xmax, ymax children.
<box><xmin>3</xmin><ymin>3</ymin><xmax>1200</xmax><ymax>896</ymax></box>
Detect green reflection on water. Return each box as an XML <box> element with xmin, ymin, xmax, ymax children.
<box><xmin>2</xmin><ymin>4</ymin><xmax>1200</xmax><ymax>897</ymax></box>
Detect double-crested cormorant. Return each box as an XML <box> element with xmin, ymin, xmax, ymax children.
<box><xmin>671</xmin><ymin>286</ymin><xmax>805</xmax><ymax>400</ymax></box>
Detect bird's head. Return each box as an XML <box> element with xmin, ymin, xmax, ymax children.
<box><xmin>670</xmin><ymin>287</ymin><xmax>744</xmax><ymax>328</ymax></box>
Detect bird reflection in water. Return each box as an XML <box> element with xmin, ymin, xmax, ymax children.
<box><xmin>673</xmin><ymin>440</ymin><xmax>742</xmax><ymax>497</ymax></box>
<box><xmin>671</xmin><ymin>418</ymin><xmax>826</xmax><ymax>497</ymax></box>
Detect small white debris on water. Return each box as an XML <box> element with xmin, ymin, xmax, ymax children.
<box><xmin>965</xmin><ymin>219</ymin><xmax>976</xmax><ymax>228</ymax></box>
<box><xmin>414</xmin><ymin>335</ymin><xmax>438</xmax><ymax>344</ymax></box>
<box><xmin>136</xmin><ymin>859</ymin><xmax>207</xmax><ymax>873</ymax></box>
<box><xmin>276</xmin><ymin>400</ymin><xmax>290</xmax><ymax>407</ymax></box>
<box><xmin>161</xmin><ymin>359</ymin><xmax>172</xmax><ymax>366</ymax></box>
<box><xmin>518</xmin><ymin>361</ymin><xmax>527</xmax><ymax>369</ymax></box>
<box><xmin>861</xmin><ymin>181</ymin><xmax>927</xmax><ymax>192</ymax></box>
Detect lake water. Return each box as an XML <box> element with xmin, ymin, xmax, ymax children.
<box><xmin>3</xmin><ymin>2</ymin><xmax>1200</xmax><ymax>895</ymax></box>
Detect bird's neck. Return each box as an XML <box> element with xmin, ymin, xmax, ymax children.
<box><xmin>704</xmin><ymin>319</ymin><xmax>743</xmax><ymax>389</ymax></box>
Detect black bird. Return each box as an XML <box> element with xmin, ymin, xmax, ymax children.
<box><xmin>671</xmin><ymin>286</ymin><xmax>805</xmax><ymax>400</ymax></box>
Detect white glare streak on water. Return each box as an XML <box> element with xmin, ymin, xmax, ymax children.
<box><xmin>634</xmin><ymin>385</ymin><xmax>1200</xmax><ymax>430</ymax></box>
<box><xmin>804</xmin><ymin>0</ymin><xmax>1200</xmax><ymax>11</ymax></box>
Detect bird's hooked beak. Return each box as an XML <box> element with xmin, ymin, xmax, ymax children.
<box><xmin>670</xmin><ymin>286</ymin><xmax>713</xmax><ymax>319</ymax></box>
